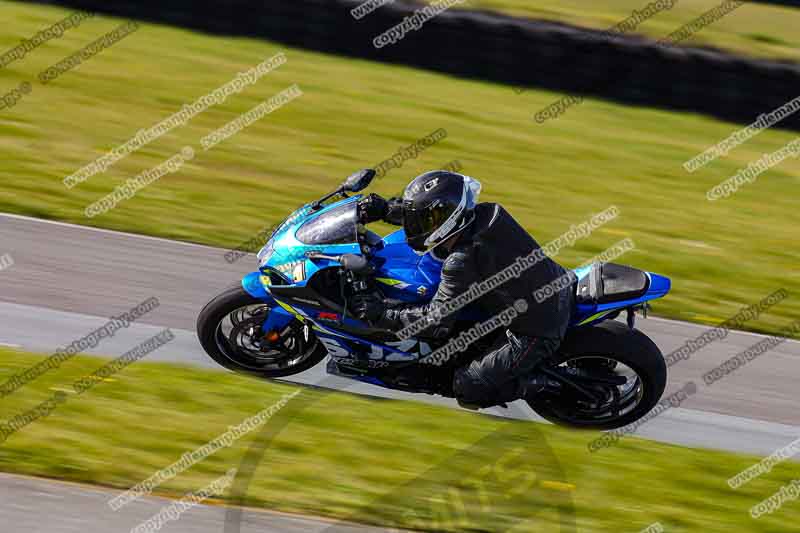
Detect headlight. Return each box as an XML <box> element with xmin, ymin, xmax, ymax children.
<box><xmin>292</xmin><ymin>262</ymin><xmax>305</xmax><ymax>281</ymax></box>
<box><xmin>274</xmin><ymin>260</ymin><xmax>305</xmax><ymax>282</ymax></box>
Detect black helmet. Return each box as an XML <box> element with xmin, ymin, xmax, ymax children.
<box><xmin>402</xmin><ymin>170</ymin><xmax>482</xmax><ymax>253</ymax></box>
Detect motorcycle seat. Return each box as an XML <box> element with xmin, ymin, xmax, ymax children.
<box><xmin>576</xmin><ymin>263</ymin><xmax>649</xmax><ymax>304</ymax></box>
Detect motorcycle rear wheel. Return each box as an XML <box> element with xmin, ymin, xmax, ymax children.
<box><xmin>528</xmin><ymin>320</ymin><xmax>667</xmax><ymax>430</ymax></box>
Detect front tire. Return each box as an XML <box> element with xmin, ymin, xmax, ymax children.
<box><xmin>528</xmin><ymin>320</ymin><xmax>667</xmax><ymax>430</ymax></box>
<box><xmin>197</xmin><ymin>284</ymin><xmax>327</xmax><ymax>379</ymax></box>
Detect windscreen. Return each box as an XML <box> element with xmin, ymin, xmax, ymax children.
<box><xmin>295</xmin><ymin>202</ymin><xmax>358</xmax><ymax>245</ymax></box>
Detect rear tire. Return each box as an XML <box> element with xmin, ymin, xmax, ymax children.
<box><xmin>197</xmin><ymin>284</ymin><xmax>327</xmax><ymax>379</ymax></box>
<box><xmin>528</xmin><ymin>320</ymin><xmax>667</xmax><ymax>430</ymax></box>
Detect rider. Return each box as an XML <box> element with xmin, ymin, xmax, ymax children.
<box><xmin>353</xmin><ymin>170</ymin><xmax>574</xmax><ymax>408</ymax></box>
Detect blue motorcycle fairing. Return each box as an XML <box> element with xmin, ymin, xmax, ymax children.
<box><xmin>260</xmin><ymin>199</ymin><xmax>362</xmax><ymax>282</ymax></box>
<box><xmin>371</xmin><ymin>229</ymin><xmax>439</xmax><ymax>302</ymax></box>
<box><xmin>312</xmin><ymin>322</ymin><xmax>424</xmax><ymax>361</ymax></box>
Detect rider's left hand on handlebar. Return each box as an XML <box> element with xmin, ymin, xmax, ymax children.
<box><xmin>384</xmin><ymin>197</ymin><xmax>404</xmax><ymax>226</ymax></box>
<box><xmin>357</xmin><ymin>193</ymin><xmax>388</xmax><ymax>224</ymax></box>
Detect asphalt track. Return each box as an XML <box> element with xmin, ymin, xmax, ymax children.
<box><xmin>0</xmin><ymin>472</ymin><xmax>386</xmax><ymax>533</ymax></box>
<box><xmin>1</xmin><ymin>212</ymin><xmax>799</xmax><ymax>531</ymax></box>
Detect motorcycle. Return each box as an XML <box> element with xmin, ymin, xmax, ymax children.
<box><xmin>197</xmin><ymin>169</ymin><xmax>671</xmax><ymax>429</ymax></box>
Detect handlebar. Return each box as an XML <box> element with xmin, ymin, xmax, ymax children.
<box><xmin>306</xmin><ymin>251</ymin><xmax>373</xmax><ymax>274</ymax></box>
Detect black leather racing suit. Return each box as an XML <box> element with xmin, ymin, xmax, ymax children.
<box><xmin>363</xmin><ymin>199</ymin><xmax>574</xmax><ymax>407</ymax></box>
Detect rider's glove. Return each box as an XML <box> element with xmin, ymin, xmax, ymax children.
<box><xmin>358</xmin><ymin>193</ymin><xmax>388</xmax><ymax>224</ymax></box>
<box><xmin>384</xmin><ymin>197</ymin><xmax>404</xmax><ymax>226</ymax></box>
<box><xmin>350</xmin><ymin>293</ymin><xmax>386</xmax><ymax>323</ymax></box>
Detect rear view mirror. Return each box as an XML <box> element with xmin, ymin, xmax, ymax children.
<box><xmin>343</xmin><ymin>169</ymin><xmax>376</xmax><ymax>193</ymax></box>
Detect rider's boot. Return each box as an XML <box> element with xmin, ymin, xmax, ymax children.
<box><xmin>516</xmin><ymin>373</ymin><xmax>548</xmax><ymax>402</ymax></box>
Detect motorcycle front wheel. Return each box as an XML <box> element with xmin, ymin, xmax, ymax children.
<box><xmin>197</xmin><ymin>284</ymin><xmax>327</xmax><ymax>379</ymax></box>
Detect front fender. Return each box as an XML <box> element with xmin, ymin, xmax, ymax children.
<box><xmin>241</xmin><ymin>272</ymin><xmax>296</xmax><ymax>334</ymax></box>
<box><xmin>242</xmin><ymin>271</ymin><xmax>275</xmax><ymax>301</ymax></box>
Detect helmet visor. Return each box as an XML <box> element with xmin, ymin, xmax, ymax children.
<box><xmin>403</xmin><ymin>202</ymin><xmax>455</xmax><ymax>251</ymax></box>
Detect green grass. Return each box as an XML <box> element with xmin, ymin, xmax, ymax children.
<box><xmin>0</xmin><ymin>1</ymin><xmax>798</xmax><ymax>335</ymax></box>
<box><xmin>1</xmin><ymin>347</ymin><xmax>799</xmax><ymax>532</ymax></box>
<box><xmin>461</xmin><ymin>0</ymin><xmax>800</xmax><ymax>60</ymax></box>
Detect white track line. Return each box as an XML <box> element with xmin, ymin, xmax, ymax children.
<box><xmin>0</xmin><ymin>212</ymin><xmax>219</xmax><ymax>252</ymax></box>
<box><xmin>645</xmin><ymin>315</ymin><xmax>800</xmax><ymax>345</ymax></box>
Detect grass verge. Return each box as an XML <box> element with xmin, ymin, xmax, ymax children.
<box><xmin>0</xmin><ymin>347</ymin><xmax>798</xmax><ymax>532</ymax></box>
<box><xmin>0</xmin><ymin>2</ymin><xmax>798</xmax><ymax>335</ymax></box>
